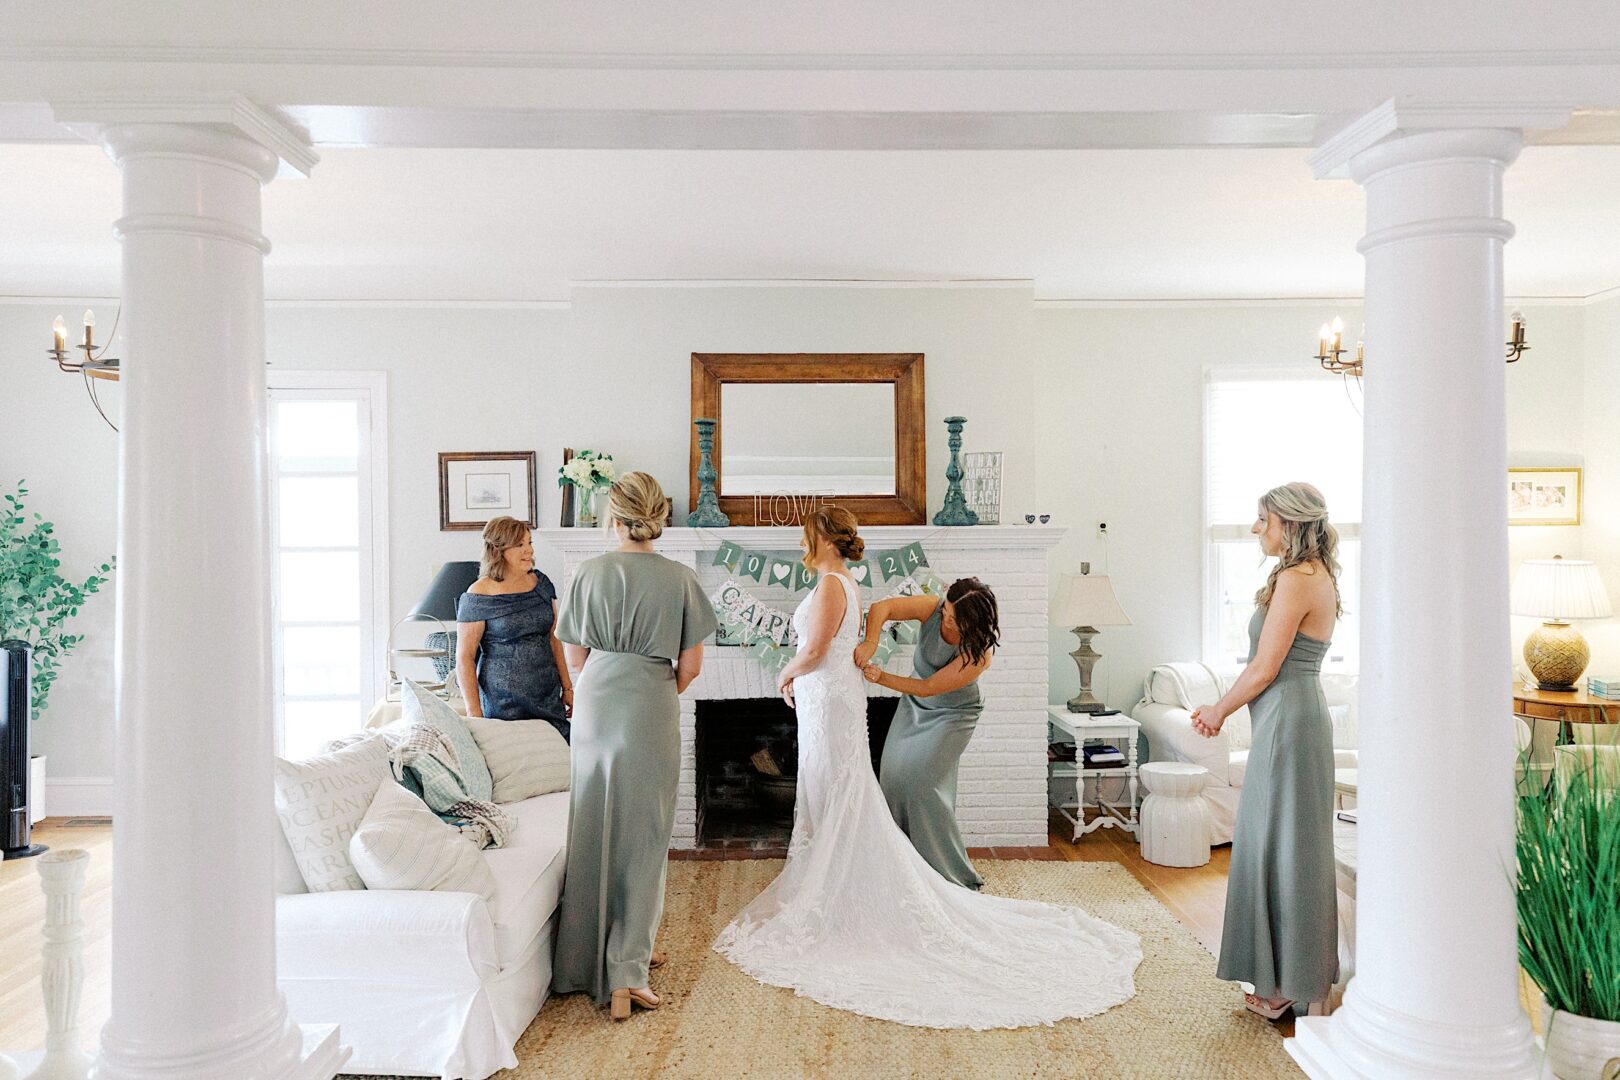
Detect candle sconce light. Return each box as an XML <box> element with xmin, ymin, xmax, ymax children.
<box><xmin>1314</xmin><ymin>312</ymin><xmax>1528</xmax><ymax>377</ymax></box>
<box><xmin>46</xmin><ymin>308</ymin><xmax>120</xmax><ymax>431</ymax></box>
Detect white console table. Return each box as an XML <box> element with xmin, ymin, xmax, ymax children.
<box><xmin>1046</xmin><ymin>706</ymin><xmax>1140</xmax><ymax>840</ymax></box>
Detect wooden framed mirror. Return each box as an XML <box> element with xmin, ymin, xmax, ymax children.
<box><xmin>690</xmin><ymin>353</ymin><xmax>926</xmax><ymax>525</ymax></box>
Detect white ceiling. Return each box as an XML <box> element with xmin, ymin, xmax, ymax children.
<box><xmin>4</xmin><ymin>142</ymin><xmax>1619</xmax><ymax>301</ymax></box>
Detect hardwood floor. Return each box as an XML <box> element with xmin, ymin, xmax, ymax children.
<box><xmin>0</xmin><ymin>813</ymin><xmax>1260</xmax><ymax>1055</ymax></box>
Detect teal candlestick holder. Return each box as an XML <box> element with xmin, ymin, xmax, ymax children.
<box><xmin>687</xmin><ymin>417</ymin><xmax>731</xmax><ymax>527</ymax></box>
<box><xmin>932</xmin><ymin>415</ymin><xmax>980</xmax><ymax>526</ymax></box>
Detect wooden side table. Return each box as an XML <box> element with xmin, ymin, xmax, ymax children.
<box><xmin>1047</xmin><ymin>706</ymin><xmax>1140</xmax><ymax>839</ymax></box>
<box><xmin>1512</xmin><ymin>683</ymin><xmax>1620</xmax><ymax>739</ymax></box>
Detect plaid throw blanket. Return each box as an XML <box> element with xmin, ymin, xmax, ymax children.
<box><xmin>389</xmin><ymin>722</ymin><xmax>514</xmax><ymax>849</ymax></box>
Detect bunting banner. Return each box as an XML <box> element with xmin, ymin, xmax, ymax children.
<box><xmin>707</xmin><ymin>541</ymin><xmax>947</xmax><ymax>680</ymax></box>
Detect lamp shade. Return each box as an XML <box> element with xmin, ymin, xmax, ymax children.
<box><xmin>1511</xmin><ymin>558</ymin><xmax>1613</xmax><ymax>621</ymax></box>
<box><xmin>410</xmin><ymin>561</ymin><xmax>481</xmax><ymax>621</ymax></box>
<box><xmin>1051</xmin><ymin>572</ymin><xmax>1132</xmax><ymax>628</ymax></box>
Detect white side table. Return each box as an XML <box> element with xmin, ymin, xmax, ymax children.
<box><xmin>1046</xmin><ymin>706</ymin><xmax>1140</xmax><ymax>840</ymax></box>
<box><xmin>1138</xmin><ymin>762</ymin><xmax>1212</xmax><ymax>867</ymax></box>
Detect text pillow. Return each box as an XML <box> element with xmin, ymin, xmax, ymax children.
<box><xmin>273</xmin><ymin>735</ymin><xmax>391</xmax><ymax>892</ymax></box>
<box><xmin>466</xmin><ymin>717</ymin><xmax>571</xmax><ymax>803</ymax></box>
<box><xmin>401</xmin><ymin>677</ymin><xmax>494</xmax><ymax>802</ymax></box>
<box><xmin>349</xmin><ymin>780</ymin><xmax>497</xmax><ymax>900</ymax></box>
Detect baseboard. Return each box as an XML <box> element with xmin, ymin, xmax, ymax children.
<box><xmin>45</xmin><ymin>776</ymin><xmax>115</xmax><ymax>818</ymax></box>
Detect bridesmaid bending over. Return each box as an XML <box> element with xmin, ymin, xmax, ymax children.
<box><xmin>455</xmin><ymin>516</ymin><xmax>572</xmax><ymax>740</ymax></box>
<box><xmin>857</xmin><ymin>578</ymin><xmax>1000</xmax><ymax>890</ymax></box>
<box><xmin>551</xmin><ymin>472</ymin><xmax>718</xmax><ymax>1021</ymax></box>
<box><xmin>1192</xmin><ymin>481</ymin><xmax>1340</xmax><ymax>1019</ymax></box>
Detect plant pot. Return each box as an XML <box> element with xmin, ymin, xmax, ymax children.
<box><xmin>29</xmin><ymin>754</ymin><xmax>45</xmax><ymax>825</ymax></box>
<box><xmin>1540</xmin><ymin>1002</ymin><xmax>1620</xmax><ymax>1079</ymax></box>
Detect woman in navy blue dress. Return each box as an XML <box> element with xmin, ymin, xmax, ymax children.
<box><xmin>455</xmin><ymin>516</ymin><xmax>572</xmax><ymax>740</ymax></box>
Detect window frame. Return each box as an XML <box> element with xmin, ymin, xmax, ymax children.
<box><xmin>266</xmin><ymin>370</ymin><xmax>390</xmax><ymax>755</ymax></box>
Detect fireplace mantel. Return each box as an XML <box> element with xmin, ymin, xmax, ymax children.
<box><xmin>538</xmin><ymin>524</ymin><xmax>1064</xmax><ymax>848</ymax></box>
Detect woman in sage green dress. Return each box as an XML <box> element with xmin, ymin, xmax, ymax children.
<box><xmin>1192</xmin><ymin>481</ymin><xmax>1341</xmax><ymax>1019</ymax></box>
<box><xmin>856</xmin><ymin>578</ymin><xmax>1000</xmax><ymax>890</ymax></box>
<box><xmin>552</xmin><ymin>472</ymin><xmax>718</xmax><ymax>1021</ymax></box>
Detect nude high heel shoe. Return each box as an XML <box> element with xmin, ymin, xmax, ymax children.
<box><xmin>609</xmin><ymin>987</ymin><xmax>661</xmax><ymax>1021</ymax></box>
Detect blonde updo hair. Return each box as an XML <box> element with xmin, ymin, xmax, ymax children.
<box><xmin>1254</xmin><ymin>481</ymin><xmax>1343</xmax><ymax>615</ymax></box>
<box><xmin>608</xmin><ymin>471</ymin><xmax>670</xmax><ymax>542</ymax></box>
<box><xmin>801</xmin><ymin>505</ymin><xmax>865</xmax><ymax>567</ymax></box>
<box><xmin>480</xmin><ymin>516</ymin><xmax>530</xmax><ymax>582</ymax></box>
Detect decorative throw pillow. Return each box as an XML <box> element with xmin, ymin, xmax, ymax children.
<box><xmin>466</xmin><ymin>717</ymin><xmax>571</xmax><ymax>803</ymax></box>
<box><xmin>348</xmin><ymin>780</ymin><xmax>497</xmax><ymax>900</ymax></box>
<box><xmin>401</xmin><ymin>677</ymin><xmax>494</xmax><ymax>802</ymax></box>
<box><xmin>273</xmin><ymin>736</ymin><xmax>392</xmax><ymax>892</ymax></box>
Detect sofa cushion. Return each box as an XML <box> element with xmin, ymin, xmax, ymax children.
<box><xmin>274</xmin><ymin>735</ymin><xmax>392</xmax><ymax>892</ymax></box>
<box><xmin>466</xmin><ymin>717</ymin><xmax>571</xmax><ymax>803</ymax></box>
<box><xmin>350</xmin><ymin>781</ymin><xmax>498</xmax><ymax>900</ymax></box>
<box><xmin>402</xmin><ymin>677</ymin><xmax>494</xmax><ymax>803</ymax></box>
<box><xmin>482</xmin><ymin>791</ymin><xmax>570</xmax><ymax>965</ymax></box>
<box><xmin>1227</xmin><ymin>750</ymin><xmax>1251</xmax><ymax>788</ymax></box>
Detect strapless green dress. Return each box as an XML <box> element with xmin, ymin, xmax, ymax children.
<box><xmin>1215</xmin><ymin>605</ymin><xmax>1339</xmax><ymax>1004</ymax></box>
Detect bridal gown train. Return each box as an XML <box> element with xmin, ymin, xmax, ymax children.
<box><xmin>714</xmin><ymin>573</ymin><xmax>1142</xmax><ymax>1029</ymax></box>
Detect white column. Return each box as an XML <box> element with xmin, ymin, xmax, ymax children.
<box><xmin>1291</xmin><ymin>104</ymin><xmax>1564</xmax><ymax>1079</ymax></box>
<box><xmin>47</xmin><ymin>99</ymin><xmax>344</xmax><ymax>1080</ymax></box>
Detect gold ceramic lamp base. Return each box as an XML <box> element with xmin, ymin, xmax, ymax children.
<box><xmin>1523</xmin><ymin>620</ymin><xmax>1590</xmax><ymax>691</ymax></box>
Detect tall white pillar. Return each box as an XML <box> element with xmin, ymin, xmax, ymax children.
<box><xmin>48</xmin><ymin>98</ymin><xmax>344</xmax><ymax>1080</ymax></box>
<box><xmin>1291</xmin><ymin>103</ymin><xmax>1566</xmax><ymax>1079</ymax></box>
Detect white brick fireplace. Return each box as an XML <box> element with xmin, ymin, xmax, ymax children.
<box><xmin>538</xmin><ymin>525</ymin><xmax>1062</xmax><ymax>849</ymax></box>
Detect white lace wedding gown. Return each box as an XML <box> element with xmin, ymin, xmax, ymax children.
<box><xmin>713</xmin><ymin>573</ymin><xmax>1142</xmax><ymax>1029</ymax></box>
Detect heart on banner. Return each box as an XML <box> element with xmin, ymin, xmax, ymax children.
<box><xmin>848</xmin><ymin>560</ymin><xmax>871</xmax><ymax>586</ymax></box>
<box><xmin>769</xmin><ymin>559</ymin><xmax>794</xmax><ymax>585</ymax></box>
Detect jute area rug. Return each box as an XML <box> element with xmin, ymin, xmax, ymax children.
<box><xmin>354</xmin><ymin>859</ymin><xmax>1303</xmax><ymax>1080</ymax></box>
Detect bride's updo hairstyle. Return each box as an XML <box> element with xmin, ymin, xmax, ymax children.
<box><xmin>945</xmin><ymin>577</ymin><xmax>1001</xmax><ymax>668</ymax></box>
<box><xmin>801</xmin><ymin>505</ymin><xmax>865</xmax><ymax>568</ymax></box>
<box><xmin>607</xmin><ymin>471</ymin><xmax>671</xmax><ymax>542</ymax></box>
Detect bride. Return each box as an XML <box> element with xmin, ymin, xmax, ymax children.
<box><xmin>713</xmin><ymin>507</ymin><xmax>1141</xmax><ymax>1029</ymax></box>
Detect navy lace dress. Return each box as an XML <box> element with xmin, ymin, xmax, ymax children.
<box><xmin>456</xmin><ymin>571</ymin><xmax>569</xmax><ymax>741</ymax></box>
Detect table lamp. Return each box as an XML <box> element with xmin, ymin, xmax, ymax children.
<box><xmin>405</xmin><ymin>561</ymin><xmax>480</xmax><ymax>682</ymax></box>
<box><xmin>1052</xmin><ymin>564</ymin><xmax>1132</xmax><ymax>713</ymax></box>
<box><xmin>1511</xmin><ymin>556</ymin><xmax>1613</xmax><ymax>691</ymax></box>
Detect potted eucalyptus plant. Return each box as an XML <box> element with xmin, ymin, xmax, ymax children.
<box><xmin>1517</xmin><ymin>756</ymin><xmax>1620</xmax><ymax>1080</ymax></box>
<box><xmin>0</xmin><ymin>482</ymin><xmax>115</xmax><ymax>817</ymax></box>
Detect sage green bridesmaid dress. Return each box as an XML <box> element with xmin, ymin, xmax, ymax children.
<box><xmin>551</xmin><ymin>552</ymin><xmax>718</xmax><ymax>1004</ymax></box>
<box><xmin>1216</xmin><ymin>605</ymin><xmax>1339</xmax><ymax>1005</ymax></box>
<box><xmin>878</xmin><ymin>601</ymin><xmax>986</xmax><ymax>890</ymax></box>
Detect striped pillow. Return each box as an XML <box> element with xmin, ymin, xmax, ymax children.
<box><xmin>348</xmin><ymin>780</ymin><xmax>496</xmax><ymax>899</ymax></box>
<box><xmin>466</xmin><ymin>718</ymin><xmax>571</xmax><ymax>803</ymax></box>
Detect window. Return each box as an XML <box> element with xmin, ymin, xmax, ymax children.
<box><xmin>268</xmin><ymin>373</ymin><xmax>388</xmax><ymax>758</ymax></box>
<box><xmin>1205</xmin><ymin>372</ymin><xmax>1361</xmax><ymax>672</ymax></box>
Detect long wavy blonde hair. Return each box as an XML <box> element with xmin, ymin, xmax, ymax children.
<box><xmin>1254</xmin><ymin>481</ymin><xmax>1343</xmax><ymax>615</ymax></box>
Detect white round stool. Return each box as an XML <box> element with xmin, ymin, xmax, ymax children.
<box><xmin>1138</xmin><ymin>762</ymin><xmax>1212</xmax><ymax>868</ymax></box>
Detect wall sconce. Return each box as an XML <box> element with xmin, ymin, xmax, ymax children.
<box><xmin>46</xmin><ymin>309</ymin><xmax>120</xmax><ymax>431</ymax></box>
<box><xmin>1315</xmin><ymin>312</ymin><xmax>1528</xmax><ymax>376</ymax></box>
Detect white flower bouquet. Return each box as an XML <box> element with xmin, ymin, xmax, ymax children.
<box><xmin>558</xmin><ymin>449</ymin><xmax>616</xmax><ymax>493</ymax></box>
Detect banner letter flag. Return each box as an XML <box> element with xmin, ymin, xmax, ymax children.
<box><xmin>848</xmin><ymin>560</ymin><xmax>871</xmax><ymax>587</ymax></box>
<box><xmin>872</xmin><ymin>638</ymin><xmax>897</xmax><ymax>665</ymax></box>
<box><xmin>740</xmin><ymin>550</ymin><xmax>767</xmax><ymax>582</ymax></box>
<box><xmin>895</xmin><ymin>621</ymin><xmax>920</xmax><ymax>644</ymax></box>
<box><xmin>793</xmin><ymin>564</ymin><xmax>819</xmax><ymax>592</ymax></box>
<box><xmin>768</xmin><ymin>558</ymin><xmax>795</xmax><ymax>588</ymax></box>
<box><xmin>713</xmin><ymin>540</ymin><xmax>744</xmax><ymax>569</ymax></box>
<box><xmin>901</xmin><ymin>542</ymin><xmax>928</xmax><ymax>571</ymax></box>
<box><xmin>878</xmin><ymin>549</ymin><xmax>907</xmax><ymax>581</ymax></box>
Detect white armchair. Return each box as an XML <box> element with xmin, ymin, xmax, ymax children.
<box><xmin>1132</xmin><ymin>662</ymin><xmax>1359</xmax><ymax>844</ymax></box>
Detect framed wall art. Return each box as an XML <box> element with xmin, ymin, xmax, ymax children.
<box><xmin>1508</xmin><ymin>467</ymin><xmax>1581</xmax><ymax>527</ymax></box>
<box><xmin>439</xmin><ymin>451</ymin><xmax>538</xmax><ymax>531</ymax></box>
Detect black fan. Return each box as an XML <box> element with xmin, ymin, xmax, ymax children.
<box><xmin>2</xmin><ymin>640</ymin><xmax>47</xmax><ymax>859</ymax></box>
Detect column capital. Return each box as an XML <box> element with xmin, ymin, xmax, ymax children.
<box><xmin>49</xmin><ymin>92</ymin><xmax>318</xmax><ymax>177</ymax></box>
<box><xmin>1308</xmin><ymin>99</ymin><xmax>1570</xmax><ymax>179</ymax></box>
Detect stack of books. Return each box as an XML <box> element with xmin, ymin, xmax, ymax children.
<box><xmin>1082</xmin><ymin>744</ymin><xmax>1127</xmax><ymax>768</ymax></box>
<box><xmin>1588</xmin><ymin>676</ymin><xmax>1620</xmax><ymax>700</ymax></box>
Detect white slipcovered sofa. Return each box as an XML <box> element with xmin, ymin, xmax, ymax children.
<box><xmin>274</xmin><ymin>788</ymin><xmax>569</xmax><ymax>1079</ymax></box>
<box><xmin>1131</xmin><ymin>662</ymin><xmax>1359</xmax><ymax>845</ymax></box>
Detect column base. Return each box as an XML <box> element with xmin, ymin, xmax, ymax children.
<box><xmin>91</xmin><ymin>1004</ymin><xmax>349</xmax><ymax>1080</ymax></box>
<box><xmin>1289</xmin><ymin>985</ymin><xmax>1540</xmax><ymax>1080</ymax></box>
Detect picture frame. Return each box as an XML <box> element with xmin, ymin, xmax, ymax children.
<box><xmin>1508</xmin><ymin>467</ymin><xmax>1581</xmax><ymax>527</ymax></box>
<box><xmin>962</xmin><ymin>450</ymin><xmax>1004</xmax><ymax>525</ymax></box>
<box><xmin>439</xmin><ymin>451</ymin><xmax>538</xmax><ymax>531</ymax></box>
<box><xmin>559</xmin><ymin>448</ymin><xmax>576</xmax><ymax>528</ymax></box>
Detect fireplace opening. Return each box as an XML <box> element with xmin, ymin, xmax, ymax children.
<box><xmin>695</xmin><ymin>697</ymin><xmax>899</xmax><ymax>851</ymax></box>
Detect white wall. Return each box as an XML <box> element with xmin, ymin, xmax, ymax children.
<box><xmin>4</xmin><ymin>289</ymin><xmax>1613</xmax><ymax>813</ymax></box>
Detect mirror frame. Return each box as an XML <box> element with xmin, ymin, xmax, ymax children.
<box><xmin>690</xmin><ymin>353</ymin><xmax>926</xmax><ymax>525</ymax></box>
